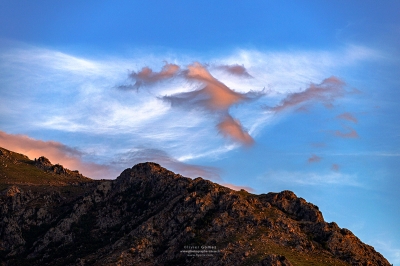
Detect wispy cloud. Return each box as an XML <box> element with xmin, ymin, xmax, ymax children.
<box><xmin>308</xmin><ymin>154</ymin><xmax>322</xmax><ymax>163</ymax></box>
<box><xmin>217</xmin><ymin>114</ymin><xmax>254</xmax><ymax>146</ymax></box>
<box><xmin>337</xmin><ymin>112</ymin><xmax>358</xmax><ymax>123</ymax></box>
<box><xmin>334</xmin><ymin>126</ymin><xmax>359</xmax><ymax>138</ymax></box>
<box><xmin>163</xmin><ymin>62</ymin><xmax>261</xmax><ymax>111</ymax></box>
<box><xmin>264</xmin><ymin>170</ymin><xmax>362</xmax><ymax>187</ymax></box>
<box><xmin>214</xmin><ymin>64</ymin><xmax>253</xmax><ymax>78</ymax></box>
<box><xmin>265</xmin><ymin>76</ymin><xmax>346</xmax><ymax>113</ymax></box>
<box><xmin>331</xmin><ymin>164</ymin><xmax>340</xmax><ymax>171</ymax></box>
<box><xmin>125</xmin><ymin>62</ymin><xmax>263</xmax><ymax>145</ymax></box>
<box><xmin>121</xmin><ymin>63</ymin><xmax>180</xmax><ymax>91</ymax></box>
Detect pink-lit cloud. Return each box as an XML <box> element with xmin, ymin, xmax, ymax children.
<box><xmin>308</xmin><ymin>154</ymin><xmax>322</xmax><ymax>163</ymax></box>
<box><xmin>266</xmin><ymin>76</ymin><xmax>345</xmax><ymax>113</ymax></box>
<box><xmin>169</xmin><ymin>62</ymin><xmax>260</xmax><ymax>110</ymax></box>
<box><xmin>120</xmin><ymin>63</ymin><xmax>180</xmax><ymax>90</ymax></box>
<box><xmin>216</xmin><ymin>64</ymin><xmax>253</xmax><ymax>78</ymax></box>
<box><xmin>0</xmin><ymin>131</ymin><xmax>113</xmax><ymax>179</ymax></box>
<box><xmin>217</xmin><ymin>115</ymin><xmax>254</xmax><ymax>146</ymax></box>
<box><xmin>334</xmin><ymin>127</ymin><xmax>359</xmax><ymax>138</ymax></box>
<box><xmin>184</xmin><ymin>62</ymin><xmax>246</xmax><ymax>109</ymax></box>
<box><xmin>337</xmin><ymin>112</ymin><xmax>358</xmax><ymax>123</ymax></box>
<box><xmin>222</xmin><ymin>183</ymin><xmax>255</xmax><ymax>192</ymax></box>
<box><xmin>162</xmin><ymin>81</ymin><xmax>252</xmax><ymax>111</ymax></box>
<box><xmin>296</xmin><ymin>105</ymin><xmax>311</xmax><ymax>112</ymax></box>
<box><xmin>331</xmin><ymin>164</ymin><xmax>340</xmax><ymax>171</ymax></box>
<box><xmin>126</xmin><ymin>62</ymin><xmax>260</xmax><ymax>145</ymax></box>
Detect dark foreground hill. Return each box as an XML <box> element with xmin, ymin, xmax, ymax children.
<box><xmin>0</xmin><ymin>147</ymin><xmax>391</xmax><ymax>265</ymax></box>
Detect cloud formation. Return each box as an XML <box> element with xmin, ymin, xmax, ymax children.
<box><xmin>334</xmin><ymin>127</ymin><xmax>359</xmax><ymax>138</ymax></box>
<box><xmin>337</xmin><ymin>112</ymin><xmax>358</xmax><ymax>123</ymax></box>
<box><xmin>215</xmin><ymin>64</ymin><xmax>253</xmax><ymax>78</ymax></box>
<box><xmin>266</xmin><ymin>76</ymin><xmax>345</xmax><ymax>113</ymax></box>
<box><xmin>123</xmin><ymin>63</ymin><xmax>180</xmax><ymax>90</ymax></box>
<box><xmin>308</xmin><ymin>154</ymin><xmax>322</xmax><ymax>163</ymax></box>
<box><xmin>126</xmin><ymin>62</ymin><xmax>261</xmax><ymax>145</ymax></box>
<box><xmin>266</xmin><ymin>170</ymin><xmax>361</xmax><ymax>187</ymax></box>
<box><xmin>217</xmin><ymin>115</ymin><xmax>254</xmax><ymax>146</ymax></box>
<box><xmin>163</xmin><ymin>62</ymin><xmax>261</xmax><ymax>110</ymax></box>
<box><xmin>0</xmin><ymin>131</ymin><xmax>113</xmax><ymax>179</ymax></box>
<box><xmin>331</xmin><ymin>164</ymin><xmax>340</xmax><ymax>171</ymax></box>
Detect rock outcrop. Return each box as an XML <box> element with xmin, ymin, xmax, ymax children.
<box><xmin>35</xmin><ymin>156</ymin><xmax>84</xmax><ymax>178</ymax></box>
<box><xmin>0</xmin><ymin>151</ymin><xmax>392</xmax><ymax>266</ymax></box>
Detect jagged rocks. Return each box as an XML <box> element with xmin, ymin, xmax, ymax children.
<box><xmin>35</xmin><ymin>156</ymin><xmax>53</xmax><ymax>168</ymax></box>
<box><xmin>34</xmin><ymin>156</ymin><xmax>84</xmax><ymax>178</ymax></box>
<box><xmin>260</xmin><ymin>190</ymin><xmax>324</xmax><ymax>223</ymax></box>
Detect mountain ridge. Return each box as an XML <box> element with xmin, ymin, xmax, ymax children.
<box><xmin>0</xmin><ymin>147</ymin><xmax>391</xmax><ymax>265</ymax></box>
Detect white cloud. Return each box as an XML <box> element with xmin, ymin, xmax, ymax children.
<box><xmin>218</xmin><ymin>44</ymin><xmax>381</xmax><ymax>93</ymax></box>
<box><xmin>264</xmin><ymin>170</ymin><xmax>362</xmax><ymax>187</ymax></box>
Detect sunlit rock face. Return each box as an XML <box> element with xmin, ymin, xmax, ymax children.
<box><xmin>0</xmin><ymin>147</ymin><xmax>391</xmax><ymax>266</ymax></box>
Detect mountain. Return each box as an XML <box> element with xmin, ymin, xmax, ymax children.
<box><xmin>0</xmin><ymin>147</ymin><xmax>391</xmax><ymax>266</ymax></box>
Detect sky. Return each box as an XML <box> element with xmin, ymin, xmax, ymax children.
<box><xmin>0</xmin><ymin>0</ymin><xmax>399</xmax><ymax>263</ymax></box>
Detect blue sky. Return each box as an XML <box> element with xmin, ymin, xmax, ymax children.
<box><xmin>0</xmin><ymin>1</ymin><xmax>399</xmax><ymax>263</ymax></box>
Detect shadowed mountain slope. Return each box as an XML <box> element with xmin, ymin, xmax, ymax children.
<box><xmin>0</xmin><ymin>147</ymin><xmax>391</xmax><ymax>266</ymax></box>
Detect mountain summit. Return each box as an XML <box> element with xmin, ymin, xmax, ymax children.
<box><xmin>0</xmin><ymin>147</ymin><xmax>391</xmax><ymax>265</ymax></box>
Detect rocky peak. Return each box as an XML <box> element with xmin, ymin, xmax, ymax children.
<box><xmin>34</xmin><ymin>156</ymin><xmax>84</xmax><ymax>178</ymax></box>
<box><xmin>260</xmin><ymin>190</ymin><xmax>324</xmax><ymax>223</ymax></box>
<box><xmin>35</xmin><ymin>156</ymin><xmax>52</xmax><ymax>168</ymax></box>
<box><xmin>0</xmin><ymin>155</ymin><xmax>392</xmax><ymax>265</ymax></box>
<box><xmin>118</xmin><ymin>162</ymin><xmax>178</xmax><ymax>181</ymax></box>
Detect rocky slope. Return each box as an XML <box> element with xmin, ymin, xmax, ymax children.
<box><xmin>0</xmin><ymin>147</ymin><xmax>391</xmax><ymax>266</ymax></box>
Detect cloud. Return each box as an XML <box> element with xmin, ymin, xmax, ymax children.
<box><xmin>265</xmin><ymin>76</ymin><xmax>346</xmax><ymax>113</ymax></box>
<box><xmin>331</xmin><ymin>164</ymin><xmax>340</xmax><ymax>171</ymax></box>
<box><xmin>163</xmin><ymin>62</ymin><xmax>261</xmax><ymax>110</ymax></box>
<box><xmin>113</xmin><ymin>148</ymin><xmax>221</xmax><ymax>181</ymax></box>
<box><xmin>126</xmin><ymin>62</ymin><xmax>261</xmax><ymax>145</ymax></box>
<box><xmin>0</xmin><ymin>131</ymin><xmax>114</xmax><ymax>179</ymax></box>
<box><xmin>222</xmin><ymin>183</ymin><xmax>255</xmax><ymax>192</ymax></box>
<box><xmin>123</xmin><ymin>63</ymin><xmax>180</xmax><ymax>90</ymax></box>
<box><xmin>215</xmin><ymin>64</ymin><xmax>253</xmax><ymax>78</ymax></box>
<box><xmin>265</xmin><ymin>170</ymin><xmax>362</xmax><ymax>187</ymax></box>
<box><xmin>217</xmin><ymin>115</ymin><xmax>254</xmax><ymax>146</ymax></box>
<box><xmin>336</xmin><ymin>112</ymin><xmax>358</xmax><ymax>123</ymax></box>
<box><xmin>308</xmin><ymin>154</ymin><xmax>322</xmax><ymax>163</ymax></box>
<box><xmin>334</xmin><ymin>126</ymin><xmax>359</xmax><ymax>138</ymax></box>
